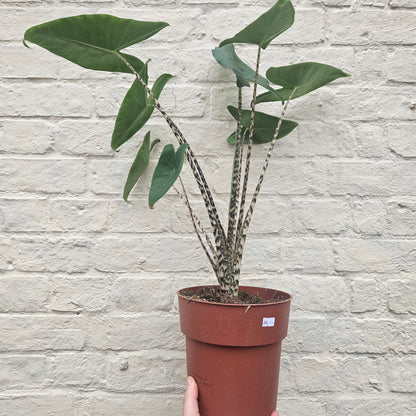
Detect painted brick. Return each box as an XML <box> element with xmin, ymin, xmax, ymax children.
<box><xmin>387</xmin><ymin>123</ymin><xmax>416</xmax><ymax>158</ymax></box>
<box><xmin>388</xmin><ymin>356</ymin><xmax>416</xmax><ymax>392</ymax></box>
<box><xmin>0</xmin><ymin>120</ymin><xmax>54</xmax><ymax>154</ymax></box>
<box><xmin>0</xmin><ymin>276</ymin><xmax>49</xmax><ymax>313</ymax></box>
<box><xmin>335</xmin><ymin>238</ymin><xmax>416</xmax><ymax>273</ymax></box>
<box><xmin>387</xmin><ymin>278</ymin><xmax>416</xmax><ymax>314</ymax></box>
<box><xmin>328</xmin><ymin>10</ymin><xmax>416</xmax><ymax>45</ymax></box>
<box><xmin>0</xmin><ymin>158</ymin><xmax>86</xmax><ymax>194</ymax></box>
<box><xmin>351</xmin><ymin>277</ymin><xmax>380</xmax><ymax>313</ymax></box>
<box><xmin>0</xmin><ymin>84</ymin><xmax>92</xmax><ymax>117</ymax></box>
<box><xmin>0</xmin><ymin>315</ymin><xmax>86</xmax><ymax>352</ymax></box>
<box><xmin>385</xmin><ymin>48</ymin><xmax>416</xmax><ymax>82</ymax></box>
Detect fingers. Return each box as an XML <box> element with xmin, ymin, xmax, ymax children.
<box><xmin>271</xmin><ymin>411</ymin><xmax>279</xmax><ymax>416</ymax></box>
<box><xmin>183</xmin><ymin>376</ymin><xmax>200</xmax><ymax>416</ymax></box>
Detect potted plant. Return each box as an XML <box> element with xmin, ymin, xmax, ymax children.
<box><xmin>23</xmin><ymin>1</ymin><xmax>349</xmax><ymax>414</ymax></box>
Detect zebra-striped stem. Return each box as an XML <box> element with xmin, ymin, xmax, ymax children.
<box><xmin>235</xmin><ymin>45</ymin><xmax>261</xmax><ymax>251</ymax></box>
<box><xmin>174</xmin><ymin>178</ymin><xmax>219</xmax><ymax>274</ymax></box>
<box><xmin>226</xmin><ymin>87</ymin><xmax>243</xmax><ymax>251</ymax></box>
<box><xmin>234</xmin><ymin>94</ymin><xmax>294</xmax><ymax>275</ymax></box>
<box><xmin>115</xmin><ymin>51</ymin><xmax>228</xmax><ymax>285</ymax></box>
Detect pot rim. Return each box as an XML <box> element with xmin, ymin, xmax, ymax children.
<box><xmin>177</xmin><ymin>284</ymin><xmax>292</xmax><ymax>308</ymax></box>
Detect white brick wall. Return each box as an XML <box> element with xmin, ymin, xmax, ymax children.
<box><xmin>1</xmin><ymin>0</ymin><xmax>415</xmax><ymax>415</ymax></box>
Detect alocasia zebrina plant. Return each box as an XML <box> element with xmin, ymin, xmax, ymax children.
<box><xmin>24</xmin><ymin>0</ymin><xmax>349</xmax><ymax>297</ymax></box>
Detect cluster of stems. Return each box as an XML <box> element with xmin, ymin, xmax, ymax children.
<box><xmin>118</xmin><ymin>48</ymin><xmax>291</xmax><ymax>297</ymax></box>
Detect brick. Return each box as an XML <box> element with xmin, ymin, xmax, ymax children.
<box><xmin>54</xmin><ymin>120</ymin><xmax>115</xmax><ymax>156</ymax></box>
<box><xmin>351</xmin><ymin>277</ymin><xmax>380</xmax><ymax>312</ymax></box>
<box><xmin>95</xmin><ymin>236</ymin><xmax>210</xmax><ymax>273</ymax></box>
<box><xmin>386</xmin><ymin>199</ymin><xmax>416</xmax><ymax>236</ymax></box>
<box><xmin>0</xmin><ymin>315</ymin><xmax>86</xmax><ymax>352</ymax></box>
<box><xmin>388</xmin><ymin>356</ymin><xmax>416</xmax><ymax>392</ymax></box>
<box><xmin>352</xmin><ymin>200</ymin><xmax>386</xmax><ymax>235</ymax></box>
<box><xmin>3</xmin><ymin>235</ymin><xmax>93</xmax><ymax>273</ymax></box>
<box><xmin>296</xmin><ymin>121</ymin><xmax>355</xmax><ymax>157</ymax></box>
<box><xmin>46</xmin><ymin>350</ymin><xmax>185</xmax><ymax>391</ymax></box>
<box><xmin>50</xmin><ymin>276</ymin><xmax>113</xmax><ymax>313</ymax></box>
<box><xmin>0</xmin><ymin>355</ymin><xmax>47</xmax><ymax>390</ymax></box>
<box><xmin>393</xmin><ymin>320</ymin><xmax>416</xmax><ymax>353</ymax></box>
<box><xmin>289</xmin><ymin>275</ymin><xmax>349</xmax><ymax>312</ymax></box>
<box><xmin>290</xmin><ymin>199</ymin><xmax>351</xmax><ymax>234</ymax></box>
<box><xmin>355</xmin><ymin>124</ymin><xmax>387</xmax><ymax>158</ymax></box>
<box><xmin>0</xmin><ymin>120</ymin><xmax>54</xmax><ymax>154</ymax></box>
<box><xmin>324</xmin><ymin>397</ymin><xmax>416</xmax><ymax>416</ymax></box>
<box><xmin>335</xmin><ymin>238</ymin><xmax>416</xmax><ymax>273</ymax></box>
<box><xmin>387</xmin><ymin>123</ymin><xmax>416</xmax><ymax>158</ymax></box>
<box><xmin>385</xmin><ymin>48</ymin><xmax>416</xmax><ymax>82</ymax></box>
<box><xmin>87</xmin><ymin>393</ymin><xmax>182</xmax><ymax>416</ymax></box>
<box><xmin>111</xmin><ymin>277</ymin><xmax>173</xmax><ymax>312</ymax></box>
<box><xmin>0</xmin><ymin>276</ymin><xmax>49</xmax><ymax>313</ymax></box>
<box><xmin>293</xmin><ymin>355</ymin><xmax>384</xmax><ymax>393</ymax></box>
<box><xmin>0</xmin><ymin>158</ymin><xmax>86</xmax><ymax>194</ymax></box>
<box><xmin>0</xmin><ymin>84</ymin><xmax>92</xmax><ymax>117</ymax></box>
<box><xmin>390</xmin><ymin>0</ymin><xmax>416</xmax><ymax>7</ymax></box>
<box><xmin>329</xmin><ymin>162</ymin><xmax>416</xmax><ymax>196</ymax></box>
<box><xmin>0</xmin><ymin>394</ymin><xmax>83</xmax><ymax>416</ymax></box>
<box><xmin>328</xmin><ymin>10</ymin><xmax>416</xmax><ymax>45</ymax></box>
<box><xmin>387</xmin><ymin>278</ymin><xmax>416</xmax><ymax>314</ymax></box>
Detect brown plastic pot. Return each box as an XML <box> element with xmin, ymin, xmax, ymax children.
<box><xmin>178</xmin><ymin>285</ymin><xmax>292</xmax><ymax>416</ymax></box>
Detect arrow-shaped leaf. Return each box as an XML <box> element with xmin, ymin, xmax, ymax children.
<box><xmin>149</xmin><ymin>143</ymin><xmax>189</xmax><ymax>208</ymax></box>
<box><xmin>212</xmin><ymin>44</ymin><xmax>272</xmax><ymax>90</ymax></box>
<box><xmin>227</xmin><ymin>106</ymin><xmax>298</xmax><ymax>144</ymax></box>
<box><xmin>220</xmin><ymin>0</ymin><xmax>295</xmax><ymax>50</ymax></box>
<box><xmin>123</xmin><ymin>132</ymin><xmax>160</xmax><ymax>202</ymax></box>
<box><xmin>257</xmin><ymin>62</ymin><xmax>350</xmax><ymax>103</ymax></box>
<box><xmin>24</xmin><ymin>14</ymin><xmax>168</xmax><ymax>73</ymax></box>
<box><xmin>112</xmin><ymin>68</ymin><xmax>172</xmax><ymax>150</ymax></box>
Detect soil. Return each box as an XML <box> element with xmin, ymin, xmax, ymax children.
<box><xmin>181</xmin><ymin>286</ymin><xmax>289</xmax><ymax>305</ymax></box>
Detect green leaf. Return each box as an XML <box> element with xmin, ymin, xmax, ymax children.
<box><xmin>220</xmin><ymin>0</ymin><xmax>295</xmax><ymax>49</ymax></box>
<box><xmin>24</xmin><ymin>14</ymin><xmax>168</xmax><ymax>73</ymax></box>
<box><xmin>227</xmin><ymin>106</ymin><xmax>298</xmax><ymax>144</ymax></box>
<box><xmin>147</xmin><ymin>73</ymin><xmax>173</xmax><ymax>104</ymax></box>
<box><xmin>148</xmin><ymin>143</ymin><xmax>189</xmax><ymax>208</ymax></box>
<box><xmin>212</xmin><ymin>44</ymin><xmax>271</xmax><ymax>90</ymax></box>
<box><xmin>123</xmin><ymin>132</ymin><xmax>160</xmax><ymax>202</ymax></box>
<box><xmin>257</xmin><ymin>62</ymin><xmax>350</xmax><ymax>103</ymax></box>
<box><xmin>111</xmin><ymin>68</ymin><xmax>172</xmax><ymax>150</ymax></box>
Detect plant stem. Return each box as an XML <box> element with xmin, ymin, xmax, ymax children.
<box><xmin>233</xmin><ymin>45</ymin><xmax>261</xmax><ymax>278</ymax></box>
<box><xmin>115</xmin><ymin>51</ymin><xmax>229</xmax><ymax>287</ymax></box>
<box><xmin>236</xmin><ymin>93</ymin><xmax>294</xmax><ymax>273</ymax></box>
<box><xmin>227</xmin><ymin>87</ymin><xmax>243</xmax><ymax>251</ymax></box>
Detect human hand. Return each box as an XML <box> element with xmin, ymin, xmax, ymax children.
<box><xmin>183</xmin><ymin>376</ymin><xmax>279</xmax><ymax>416</ymax></box>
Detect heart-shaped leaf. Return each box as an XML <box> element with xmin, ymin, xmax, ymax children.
<box><xmin>257</xmin><ymin>62</ymin><xmax>350</xmax><ymax>103</ymax></box>
<box><xmin>220</xmin><ymin>0</ymin><xmax>295</xmax><ymax>49</ymax></box>
<box><xmin>123</xmin><ymin>132</ymin><xmax>160</xmax><ymax>202</ymax></box>
<box><xmin>212</xmin><ymin>44</ymin><xmax>271</xmax><ymax>90</ymax></box>
<box><xmin>227</xmin><ymin>106</ymin><xmax>298</xmax><ymax>144</ymax></box>
<box><xmin>112</xmin><ymin>68</ymin><xmax>172</xmax><ymax>150</ymax></box>
<box><xmin>24</xmin><ymin>14</ymin><xmax>168</xmax><ymax>73</ymax></box>
<box><xmin>148</xmin><ymin>143</ymin><xmax>189</xmax><ymax>208</ymax></box>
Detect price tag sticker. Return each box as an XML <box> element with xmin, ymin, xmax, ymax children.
<box><xmin>262</xmin><ymin>317</ymin><xmax>275</xmax><ymax>327</ymax></box>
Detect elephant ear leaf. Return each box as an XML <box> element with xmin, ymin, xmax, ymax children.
<box><xmin>148</xmin><ymin>143</ymin><xmax>189</xmax><ymax>208</ymax></box>
<box><xmin>257</xmin><ymin>62</ymin><xmax>350</xmax><ymax>103</ymax></box>
<box><xmin>227</xmin><ymin>106</ymin><xmax>298</xmax><ymax>144</ymax></box>
<box><xmin>220</xmin><ymin>0</ymin><xmax>295</xmax><ymax>49</ymax></box>
<box><xmin>112</xmin><ymin>66</ymin><xmax>172</xmax><ymax>150</ymax></box>
<box><xmin>212</xmin><ymin>44</ymin><xmax>271</xmax><ymax>90</ymax></box>
<box><xmin>123</xmin><ymin>132</ymin><xmax>160</xmax><ymax>202</ymax></box>
<box><xmin>23</xmin><ymin>14</ymin><xmax>168</xmax><ymax>73</ymax></box>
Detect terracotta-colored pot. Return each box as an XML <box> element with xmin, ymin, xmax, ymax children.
<box><xmin>178</xmin><ymin>285</ymin><xmax>292</xmax><ymax>416</ymax></box>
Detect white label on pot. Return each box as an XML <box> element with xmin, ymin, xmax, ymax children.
<box><xmin>262</xmin><ymin>317</ymin><xmax>275</xmax><ymax>327</ymax></box>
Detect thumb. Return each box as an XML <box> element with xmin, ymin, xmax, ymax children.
<box><xmin>183</xmin><ymin>376</ymin><xmax>200</xmax><ymax>416</ymax></box>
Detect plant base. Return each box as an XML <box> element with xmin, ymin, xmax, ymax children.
<box><xmin>178</xmin><ymin>285</ymin><xmax>292</xmax><ymax>416</ymax></box>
